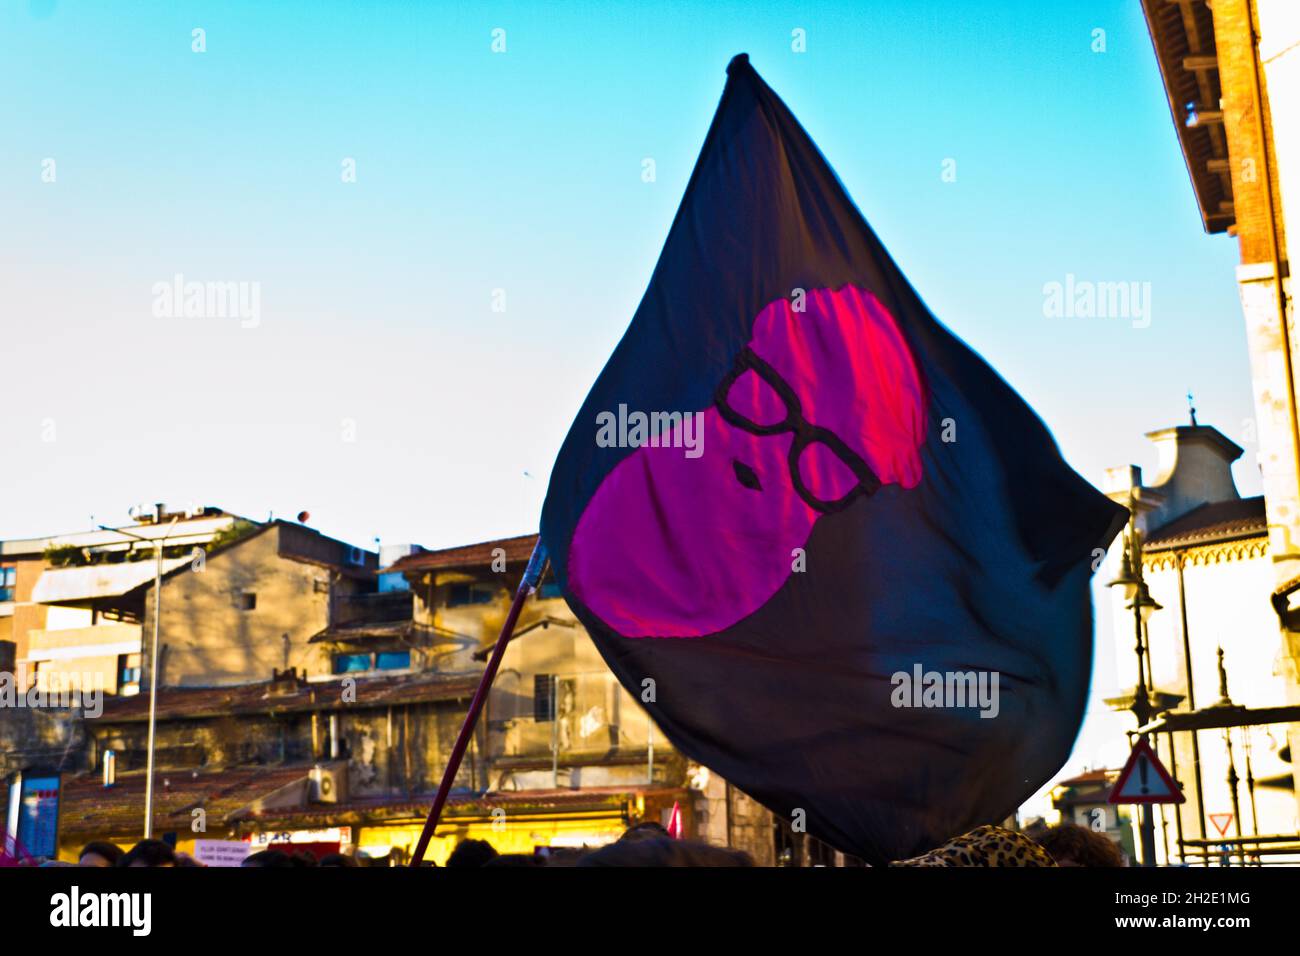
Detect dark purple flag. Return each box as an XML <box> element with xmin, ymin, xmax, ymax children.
<box><xmin>541</xmin><ymin>54</ymin><xmax>1126</xmax><ymax>863</ymax></box>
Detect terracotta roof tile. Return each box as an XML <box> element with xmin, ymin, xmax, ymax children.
<box><xmin>381</xmin><ymin>533</ymin><xmax>538</xmax><ymax>576</ymax></box>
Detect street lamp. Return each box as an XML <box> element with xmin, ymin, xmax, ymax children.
<box><xmin>1107</xmin><ymin>518</ymin><xmax>1162</xmax><ymax>866</ymax></box>
<box><xmin>102</xmin><ymin>515</ymin><xmax>179</xmax><ymax>839</ymax></box>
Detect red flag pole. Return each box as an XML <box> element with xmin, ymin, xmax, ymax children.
<box><xmin>408</xmin><ymin>539</ymin><xmax>548</xmax><ymax>866</ymax></box>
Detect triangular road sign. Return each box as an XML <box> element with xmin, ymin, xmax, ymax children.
<box><xmin>1108</xmin><ymin>737</ymin><xmax>1185</xmax><ymax>804</ymax></box>
<box><xmin>1209</xmin><ymin>813</ymin><xmax>1234</xmax><ymax>837</ymax></box>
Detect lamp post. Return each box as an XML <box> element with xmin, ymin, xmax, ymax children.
<box><xmin>102</xmin><ymin>515</ymin><xmax>179</xmax><ymax>839</ymax></box>
<box><xmin>1108</xmin><ymin>516</ymin><xmax>1163</xmax><ymax>866</ymax></box>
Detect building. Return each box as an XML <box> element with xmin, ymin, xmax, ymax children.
<box><xmin>5</xmin><ymin>526</ymin><xmax>857</xmax><ymax>864</ymax></box>
<box><xmin>376</xmin><ymin>533</ymin><xmax>780</xmax><ymax>864</ymax></box>
<box><xmin>1</xmin><ymin>506</ymin><xmax>247</xmax><ymax>786</ymax></box>
<box><xmin>0</xmin><ymin>504</ymin><xmax>241</xmax><ymax>697</ymax></box>
<box><xmin>0</xmin><ymin>508</ymin><xmax>384</xmax><ymax>858</ymax></box>
<box><xmin>1102</xmin><ymin>421</ymin><xmax>1300</xmax><ymax>863</ymax></box>
<box><xmin>1141</xmin><ymin>0</ymin><xmax>1300</xmax><ymax>838</ymax></box>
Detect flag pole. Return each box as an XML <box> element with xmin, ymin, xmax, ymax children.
<box><xmin>409</xmin><ymin>538</ymin><xmax>548</xmax><ymax>866</ymax></box>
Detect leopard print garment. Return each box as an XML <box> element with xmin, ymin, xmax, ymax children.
<box><xmin>890</xmin><ymin>825</ymin><xmax>1057</xmax><ymax>867</ymax></box>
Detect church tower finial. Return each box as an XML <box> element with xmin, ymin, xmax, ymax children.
<box><xmin>1187</xmin><ymin>390</ymin><xmax>1198</xmax><ymax>427</ymax></box>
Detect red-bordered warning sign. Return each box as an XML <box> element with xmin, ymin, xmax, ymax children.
<box><xmin>1209</xmin><ymin>813</ymin><xmax>1234</xmax><ymax>837</ymax></box>
<box><xmin>1107</xmin><ymin>737</ymin><xmax>1185</xmax><ymax>804</ymax></box>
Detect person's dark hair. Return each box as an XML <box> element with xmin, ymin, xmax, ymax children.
<box><xmin>118</xmin><ymin>839</ymin><xmax>177</xmax><ymax>868</ymax></box>
<box><xmin>619</xmin><ymin>821</ymin><xmax>671</xmax><ymax>844</ymax></box>
<box><xmin>482</xmin><ymin>853</ymin><xmax>546</xmax><ymax>868</ymax></box>
<box><xmin>577</xmin><ymin>837</ymin><xmax>754</xmax><ymax>867</ymax></box>
<box><xmin>241</xmin><ymin>849</ymin><xmax>295</xmax><ymax>868</ymax></box>
<box><xmin>318</xmin><ymin>853</ymin><xmax>359</xmax><ymax>867</ymax></box>
<box><xmin>79</xmin><ymin>841</ymin><xmax>124</xmax><ymax>866</ymax></box>
<box><xmin>1035</xmin><ymin>823</ymin><xmax>1125</xmax><ymax>867</ymax></box>
<box><xmin>445</xmin><ymin>838</ymin><xmax>499</xmax><ymax>868</ymax></box>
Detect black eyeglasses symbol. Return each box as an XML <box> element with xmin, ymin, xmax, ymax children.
<box><xmin>714</xmin><ymin>346</ymin><xmax>881</xmax><ymax>514</ymax></box>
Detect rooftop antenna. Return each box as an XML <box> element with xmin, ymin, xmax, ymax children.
<box><xmin>1187</xmin><ymin>390</ymin><xmax>1198</xmax><ymax>427</ymax></box>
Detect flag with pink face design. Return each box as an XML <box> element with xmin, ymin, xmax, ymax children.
<box><xmin>540</xmin><ymin>54</ymin><xmax>1127</xmax><ymax>864</ymax></box>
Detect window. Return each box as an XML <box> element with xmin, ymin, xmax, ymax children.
<box><xmin>333</xmin><ymin>650</ymin><xmax>412</xmax><ymax>674</ymax></box>
<box><xmin>447</xmin><ymin>583</ymin><xmax>495</xmax><ymax>607</ymax></box>
<box><xmin>375</xmin><ymin>651</ymin><xmax>411</xmax><ymax>671</ymax></box>
<box><xmin>0</xmin><ymin>565</ymin><xmax>15</xmax><ymax>603</ymax></box>
<box><xmin>534</xmin><ymin>673</ymin><xmax>557</xmax><ymax>722</ymax></box>
<box><xmin>117</xmin><ymin>653</ymin><xmax>142</xmax><ymax>696</ymax></box>
<box><xmin>237</xmin><ymin>592</ymin><xmax>256</xmax><ymax>611</ymax></box>
<box><xmin>332</xmin><ymin>653</ymin><xmax>372</xmax><ymax>674</ymax></box>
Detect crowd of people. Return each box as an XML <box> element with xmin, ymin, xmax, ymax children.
<box><xmin>29</xmin><ymin>820</ymin><xmax>1125</xmax><ymax>868</ymax></box>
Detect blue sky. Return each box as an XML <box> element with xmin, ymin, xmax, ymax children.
<box><xmin>0</xmin><ymin>1</ymin><xmax>1260</xmax><ymax>807</ymax></box>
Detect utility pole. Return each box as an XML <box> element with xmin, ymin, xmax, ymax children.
<box><xmin>104</xmin><ymin>514</ymin><xmax>179</xmax><ymax>839</ymax></box>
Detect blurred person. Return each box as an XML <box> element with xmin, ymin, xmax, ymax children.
<box><xmin>318</xmin><ymin>852</ymin><xmax>359</xmax><ymax>867</ymax></box>
<box><xmin>78</xmin><ymin>842</ymin><xmax>124</xmax><ymax>867</ymax></box>
<box><xmin>119</xmin><ymin>839</ymin><xmax>177</xmax><ymax>868</ymax></box>
<box><xmin>241</xmin><ymin>849</ymin><xmax>295</xmax><ymax>868</ymax></box>
<box><xmin>445</xmin><ymin>838</ymin><xmax>499</xmax><ymax>868</ymax></box>
<box><xmin>1034</xmin><ymin>823</ymin><xmax>1125</xmax><ymax>867</ymax></box>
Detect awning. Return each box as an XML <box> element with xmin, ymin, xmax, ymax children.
<box><xmin>30</xmin><ymin>557</ymin><xmax>191</xmax><ymax>605</ymax></box>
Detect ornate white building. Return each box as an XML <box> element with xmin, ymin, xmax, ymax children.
<box><xmin>1103</xmin><ymin>422</ymin><xmax>1300</xmax><ymax>864</ymax></box>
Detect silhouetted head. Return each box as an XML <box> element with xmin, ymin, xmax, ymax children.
<box><xmin>119</xmin><ymin>839</ymin><xmax>176</xmax><ymax>868</ymax></box>
<box><xmin>79</xmin><ymin>841</ymin><xmax>124</xmax><ymax>867</ymax></box>
<box><xmin>619</xmin><ymin>821</ymin><xmax>671</xmax><ymax>844</ymax></box>
<box><xmin>445</xmin><ymin>838</ymin><xmax>499</xmax><ymax>868</ymax></box>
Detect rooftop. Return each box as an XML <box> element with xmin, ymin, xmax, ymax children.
<box><xmin>0</xmin><ymin>764</ymin><xmax>315</xmax><ymax>839</ymax></box>
<box><xmin>0</xmin><ymin>768</ymin><xmax>684</xmax><ymax>840</ymax></box>
<box><xmin>97</xmin><ymin>670</ymin><xmax>482</xmax><ymax>723</ymax></box>
<box><xmin>1140</xmin><ymin>0</ymin><xmax>1232</xmax><ymax>233</ymax></box>
<box><xmin>1144</xmin><ymin>495</ymin><xmax>1267</xmax><ymax>551</ymax></box>
<box><xmin>381</xmin><ymin>533</ymin><xmax>539</xmax><ymax>576</ymax></box>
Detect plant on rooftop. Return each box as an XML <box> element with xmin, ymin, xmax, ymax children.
<box><xmin>44</xmin><ymin>543</ymin><xmax>87</xmax><ymax>567</ymax></box>
<box><xmin>206</xmin><ymin>519</ymin><xmax>260</xmax><ymax>553</ymax></box>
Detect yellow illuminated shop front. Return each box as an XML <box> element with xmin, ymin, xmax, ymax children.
<box><xmin>240</xmin><ymin>787</ymin><xmax>690</xmax><ymax>865</ymax></box>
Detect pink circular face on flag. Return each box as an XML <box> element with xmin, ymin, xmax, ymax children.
<box><xmin>568</xmin><ymin>285</ymin><xmax>928</xmax><ymax>637</ymax></box>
